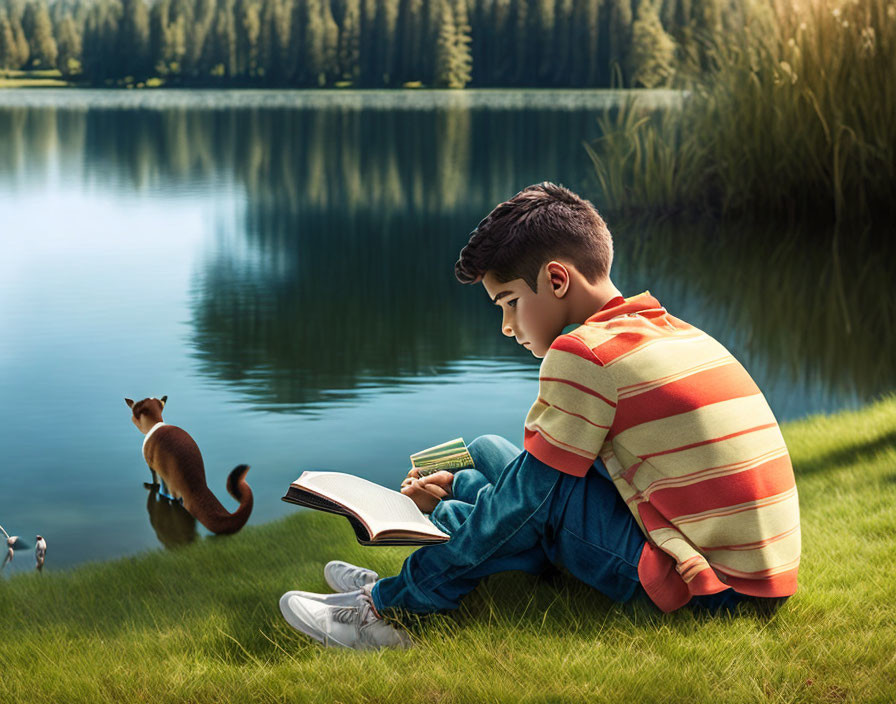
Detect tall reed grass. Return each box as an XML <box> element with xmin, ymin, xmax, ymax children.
<box><xmin>589</xmin><ymin>0</ymin><xmax>896</xmax><ymax>221</ymax></box>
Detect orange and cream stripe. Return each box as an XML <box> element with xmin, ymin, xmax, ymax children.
<box><xmin>523</xmin><ymin>291</ymin><xmax>801</xmax><ymax>613</ymax></box>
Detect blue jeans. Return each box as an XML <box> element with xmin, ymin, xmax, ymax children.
<box><xmin>371</xmin><ymin>435</ymin><xmax>777</xmax><ymax>616</ymax></box>
<box><xmin>371</xmin><ymin>435</ymin><xmax>647</xmax><ymax>615</ymax></box>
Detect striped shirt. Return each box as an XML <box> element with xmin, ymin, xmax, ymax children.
<box><xmin>523</xmin><ymin>291</ymin><xmax>800</xmax><ymax>612</ymax></box>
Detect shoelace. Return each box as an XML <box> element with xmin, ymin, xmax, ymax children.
<box><xmin>332</xmin><ymin>600</ymin><xmax>376</xmax><ymax>627</ymax></box>
<box><xmin>345</xmin><ymin>565</ymin><xmax>373</xmax><ymax>587</ymax></box>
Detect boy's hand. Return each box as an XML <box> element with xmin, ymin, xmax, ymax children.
<box><xmin>400</xmin><ymin>470</ymin><xmax>453</xmax><ymax>514</ymax></box>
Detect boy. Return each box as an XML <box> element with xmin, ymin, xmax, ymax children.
<box><xmin>279</xmin><ymin>182</ymin><xmax>800</xmax><ymax>650</ymax></box>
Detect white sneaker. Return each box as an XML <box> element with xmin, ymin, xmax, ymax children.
<box><xmin>279</xmin><ymin>585</ymin><xmax>411</xmax><ymax>650</ymax></box>
<box><xmin>283</xmin><ymin>588</ymin><xmax>367</xmax><ymax>607</ymax></box>
<box><xmin>324</xmin><ymin>560</ymin><xmax>379</xmax><ymax>592</ymax></box>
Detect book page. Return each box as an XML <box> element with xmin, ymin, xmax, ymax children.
<box><xmin>293</xmin><ymin>471</ymin><xmax>449</xmax><ymax>540</ymax></box>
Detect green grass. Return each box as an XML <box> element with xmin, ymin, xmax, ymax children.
<box><xmin>3</xmin><ymin>396</ymin><xmax>896</xmax><ymax>702</ymax></box>
<box><xmin>0</xmin><ymin>69</ymin><xmax>73</xmax><ymax>88</ymax></box>
<box><xmin>0</xmin><ymin>77</ymin><xmax>71</xmax><ymax>88</ymax></box>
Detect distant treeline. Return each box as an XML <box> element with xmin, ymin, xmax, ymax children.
<box><xmin>0</xmin><ymin>0</ymin><xmax>730</xmax><ymax>87</ymax></box>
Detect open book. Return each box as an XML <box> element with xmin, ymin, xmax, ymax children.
<box><xmin>282</xmin><ymin>438</ymin><xmax>475</xmax><ymax>546</ymax></box>
<box><xmin>282</xmin><ymin>471</ymin><xmax>451</xmax><ymax>546</ymax></box>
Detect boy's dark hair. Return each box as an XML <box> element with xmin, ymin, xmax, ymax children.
<box><xmin>455</xmin><ymin>182</ymin><xmax>613</xmax><ymax>292</ymax></box>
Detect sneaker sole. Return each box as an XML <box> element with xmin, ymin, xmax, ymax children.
<box><xmin>285</xmin><ymin>588</ymin><xmax>364</xmax><ymax>606</ymax></box>
<box><xmin>279</xmin><ymin>592</ymin><xmax>352</xmax><ymax>649</ymax></box>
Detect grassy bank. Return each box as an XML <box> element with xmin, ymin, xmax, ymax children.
<box><xmin>2</xmin><ymin>395</ymin><xmax>896</xmax><ymax>702</ymax></box>
<box><xmin>589</xmin><ymin>0</ymin><xmax>896</xmax><ymax>222</ymax></box>
<box><xmin>0</xmin><ymin>69</ymin><xmax>71</xmax><ymax>88</ymax></box>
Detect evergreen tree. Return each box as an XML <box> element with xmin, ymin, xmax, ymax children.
<box><xmin>358</xmin><ymin>0</ymin><xmax>376</xmax><ymax>85</ymax></box>
<box><xmin>573</xmin><ymin>0</ymin><xmax>601</xmax><ymax>85</ymax></box>
<box><xmin>272</xmin><ymin>0</ymin><xmax>292</xmax><ymax>81</ymax></box>
<box><xmin>434</xmin><ymin>0</ymin><xmax>455</xmax><ymax>86</ymax></box>
<box><xmin>120</xmin><ymin>0</ymin><xmax>150</xmax><ymax>78</ymax></box>
<box><xmin>82</xmin><ymin>0</ymin><xmax>122</xmax><ymax>83</ymax></box>
<box><xmin>451</xmin><ymin>0</ymin><xmax>471</xmax><ymax>85</ymax></box>
<box><xmin>534</xmin><ymin>0</ymin><xmax>555</xmax><ymax>83</ymax></box>
<box><xmin>258</xmin><ymin>0</ymin><xmax>291</xmax><ymax>82</ymax></box>
<box><xmin>608</xmin><ymin>0</ymin><xmax>633</xmax><ymax>84</ymax></box>
<box><xmin>167</xmin><ymin>0</ymin><xmax>195</xmax><ymax>76</ymax></box>
<box><xmin>489</xmin><ymin>0</ymin><xmax>512</xmax><ymax>84</ymax></box>
<box><xmin>24</xmin><ymin>0</ymin><xmax>58</xmax><ymax>69</ymax></box>
<box><xmin>434</xmin><ymin>0</ymin><xmax>469</xmax><ymax>88</ymax></box>
<box><xmin>2</xmin><ymin>0</ymin><xmax>32</xmax><ymax>68</ymax></box>
<box><xmin>0</xmin><ymin>0</ymin><xmax>736</xmax><ymax>88</ymax></box>
<box><xmin>396</xmin><ymin>0</ymin><xmax>423</xmax><ymax>84</ymax></box>
<box><xmin>466</xmin><ymin>0</ymin><xmax>488</xmax><ymax>79</ymax></box>
<box><xmin>321</xmin><ymin>0</ymin><xmax>339</xmax><ymax>82</ymax></box>
<box><xmin>149</xmin><ymin>0</ymin><xmax>169</xmax><ymax>73</ymax></box>
<box><xmin>55</xmin><ymin>13</ymin><xmax>82</xmax><ymax>76</ymax></box>
<box><xmin>20</xmin><ymin>1</ymin><xmax>36</xmax><ymax>39</ymax></box>
<box><xmin>511</xmin><ymin>0</ymin><xmax>527</xmax><ymax>84</ymax></box>
<box><xmin>551</xmin><ymin>0</ymin><xmax>573</xmax><ymax>84</ymax></box>
<box><xmin>337</xmin><ymin>0</ymin><xmax>360</xmax><ymax>82</ymax></box>
<box><xmin>169</xmin><ymin>14</ymin><xmax>188</xmax><ymax>74</ymax></box>
<box><xmin>0</xmin><ymin>12</ymin><xmax>18</xmax><ymax>69</ymax></box>
<box><xmin>420</xmin><ymin>0</ymin><xmax>441</xmax><ymax>84</ymax></box>
<box><xmin>189</xmin><ymin>0</ymin><xmax>216</xmax><ymax>77</ymax></box>
<box><xmin>630</xmin><ymin>0</ymin><xmax>676</xmax><ymax>87</ymax></box>
<box><xmin>11</xmin><ymin>10</ymin><xmax>29</xmax><ymax>68</ymax></box>
<box><xmin>302</xmin><ymin>0</ymin><xmax>326</xmax><ymax>85</ymax></box>
<box><xmin>284</xmin><ymin>0</ymin><xmax>304</xmax><ymax>82</ymax></box>
<box><xmin>258</xmin><ymin>0</ymin><xmax>274</xmax><ymax>77</ymax></box>
<box><xmin>374</xmin><ymin>0</ymin><xmax>399</xmax><ymax>85</ymax></box>
<box><xmin>212</xmin><ymin>0</ymin><xmax>237</xmax><ymax>76</ymax></box>
<box><xmin>236</xmin><ymin>0</ymin><xmax>261</xmax><ymax>75</ymax></box>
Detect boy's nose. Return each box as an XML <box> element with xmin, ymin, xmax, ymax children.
<box><xmin>502</xmin><ymin>324</ymin><xmax>514</xmax><ymax>337</ymax></box>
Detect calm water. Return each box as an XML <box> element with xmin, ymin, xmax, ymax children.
<box><xmin>0</xmin><ymin>89</ymin><xmax>892</xmax><ymax>573</ymax></box>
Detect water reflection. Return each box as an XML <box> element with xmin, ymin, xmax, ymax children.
<box><xmin>1</xmin><ymin>93</ymin><xmax>891</xmax><ymax>422</ymax></box>
<box><xmin>145</xmin><ymin>487</ymin><xmax>198</xmax><ymax>549</ymax></box>
<box><xmin>0</xmin><ymin>94</ymin><xmax>611</xmax><ymax>211</ymax></box>
<box><xmin>190</xmin><ymin>202</ymin><xmax>521</xmax><ymax>411</ymax></box>
<box><xmin>191</xmin><ymin>199</ymin><xmax>894</xmax><ymax>420</ymax></box>
<box><xmin>0</xmin><ymin>91</ymin><xmax>893</xmax><ymax>568</ymax></box>
<box><xmin>610</xmin><ymin>218</ymin><xmax>895</xmax><ymax>418</ymax></box>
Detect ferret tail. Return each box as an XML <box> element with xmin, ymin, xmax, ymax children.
<box><xmin>194</xmin><ymin>465</ymin><xmax>254</xmax><ymax>535</ymax></box>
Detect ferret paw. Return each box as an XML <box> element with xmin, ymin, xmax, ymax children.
<box><xmin>143</xmin><ymin>482</ymin><xmax>161</xmax><ymax>490</ymax></box>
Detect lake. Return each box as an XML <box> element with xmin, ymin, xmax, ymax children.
<box><xmin>0</xmin><ymin>89</ymin><xmax>891</xmax><ymax>573</ymax></box>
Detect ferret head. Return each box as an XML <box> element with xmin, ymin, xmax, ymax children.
<box><xmin>125</xmin><ymin>396</ymin><xmax>168</xmax><ymax>433</ymax></box>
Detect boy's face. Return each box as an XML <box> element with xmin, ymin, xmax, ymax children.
<box><xmin>481</xmin><ymin>266</ymin><xmax>568</xmax><ymax>359</ymax></box>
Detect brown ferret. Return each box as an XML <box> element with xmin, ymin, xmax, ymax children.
<box><xmin>125</xmin><ymin>396</ymin><xmax>253</xmax><ymax>535</ymax></box>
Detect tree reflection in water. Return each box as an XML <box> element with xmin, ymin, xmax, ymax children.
<box><xmin>1</xmin><ymin>95</ymin><xmax>891</xmax><ymax>420</ymax></box>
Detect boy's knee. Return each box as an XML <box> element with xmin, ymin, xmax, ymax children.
<box><xmin>469</xmin><ymin>434</ymin><xmax>520</xmax><ymax>461</ymax></box>
<box><xmin>469</xmin><ymin>434</ymin><xmax>506</xmax><ymax>451</ymax></box>
<box><xmin>429</xmin><ymin>499</ymin><xmax>472</xmax><ymax>536</ymax></box>
<box><xmin>450</xmin><ymin>467</ymin><xmax>492</xmax><ymax>505</ymax></box>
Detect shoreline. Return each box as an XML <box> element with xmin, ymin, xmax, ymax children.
<box><xmin>0</xmin><ymin>83</ymin><xmax>685</xmax><ymax>111</ymax></box>
<box><xmin>2</xmin><ymin>392</ymin><xmax>892</xmax><ymax>578</ymax></box>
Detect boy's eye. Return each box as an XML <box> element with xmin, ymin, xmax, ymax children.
<box><xmin>507</xmin><ymin>299</ymin><xmax>518</xmax><ymax>308</ymax></box>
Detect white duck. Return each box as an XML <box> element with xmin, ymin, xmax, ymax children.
<box><xmin>35</xmin><ymin>535</ymin><xmax>47</xmax><ymax>571</ymax></box>
<box><xmin>1</xmin><ymin>523</ymin><xmax>28</xmax><ymax>570</ymax></box>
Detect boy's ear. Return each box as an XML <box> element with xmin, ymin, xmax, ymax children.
<box><xmin>125</xmin><ymin>398</ymin><xmax>135</xmax><ymax>409</ymax></box>
<box><xmin>546</xmin><ymin>261</ymin><xmax>571</xmax><ymax>298</ymax></box>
